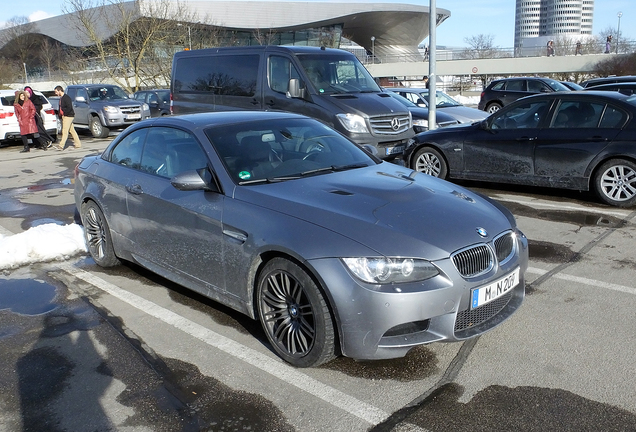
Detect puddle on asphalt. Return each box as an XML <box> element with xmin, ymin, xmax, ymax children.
<box><xmin>0</xmin><ymin>279</ymin><xmax>58</xmax><ymax>315</ymax></box>
<box><xmin>376</xmin><ymin>382</ymin><xmax>636</xmax><ymax>431</ymax></box>
<box><xmin>501</xmin><ymin>201</ymin><xmax>624</xmax><ymax>227</ymax></box>
<box><xmin>321</xmin><ymin>345</ymin><xmax>439</xmax><ymax>381</ymax></box>
<box><xmin>528</xmin><ymin>240</ymin><xmax>579</xmax><ymax>263</ymax></box>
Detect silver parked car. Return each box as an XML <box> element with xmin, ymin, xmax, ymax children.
<box><xmin>75</xmin><ymin>111</ymin><xmax>528</xmax><ymax>367</ymax></box>
<box><xmin>387</xmin><ymin>88</ymin><xmax>488</xmax><ymax>123</ymax></box>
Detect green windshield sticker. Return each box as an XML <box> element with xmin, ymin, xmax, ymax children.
<box><xmin>238</xmin><ymin>171</ymin><xmax>251</xmax><ymax>180</ymax></box>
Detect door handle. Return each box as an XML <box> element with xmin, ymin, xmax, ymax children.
<box><xmin>587</xmin><ymin>136</ymin><xmax>609</xmax><ymax>142</ymax></box>
<box><xmin>516</xmin><ymin>136</ymin><xmax>536</xmax><ymax>141</ymax></box>
<box><xmin>265</xmin><ymin>99</ymin><xmax>276</xmax><ymax>107</ymax></box>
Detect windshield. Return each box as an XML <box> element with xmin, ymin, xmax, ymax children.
<box><xmin>386</xmin><ymin>92</ymin><xmax>417</xmax><ymax>108</ymax></box>
<box><xmin>89</xmin><ymin>86</ymin><xmax>130</xmax><ymax>101</ymax></box>
<box><xmin>298</xmin><ymin>54</ymin><xmax>381</xmax><ymax>95</ymax></box>
<box><xmin>546</xmin><ymin>80</ymin><xmax>570</xmax><ymax>92</ymax></box>
<box><xmin>157</xmin><ymin>90</ymin><xmax>170</xmax><ymax>103</ymax></box>
<box><xmin>205</xmin><ymin>117</ymin><xmax>377</xmax><ymax>184</ymax></box>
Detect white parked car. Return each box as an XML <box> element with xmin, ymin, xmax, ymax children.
<box><xmin>0</xmin><ymin>90</ymin><xmax>59</xmax><ymax>145</ymax></box>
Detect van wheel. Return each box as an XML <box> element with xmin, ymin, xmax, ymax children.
<box><xmin>256</xmin><ymin>258</ymin><xmax>336</xmax><ymax>367</ymax></box>
<box><xmin>90</xmin><ymin>116</ymin><xmax>110</xmax><ymax>138</ymax></box>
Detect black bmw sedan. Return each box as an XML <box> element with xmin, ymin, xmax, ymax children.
<box><xmin>404</xmin><ymin>91</ymin><xmax>636</xmax><ymax>207</ymax></box>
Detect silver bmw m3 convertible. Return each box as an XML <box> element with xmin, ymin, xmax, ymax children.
<box><xmin>74</xmin><ymin>111</ymin><xmax>528</xmax><ymax>367</ymax></box>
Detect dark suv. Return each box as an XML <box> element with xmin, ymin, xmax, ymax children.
<box><xmin>478</xmin><ymin>77</ymin><xmax>570</xmax><ymax>113</ymax></box>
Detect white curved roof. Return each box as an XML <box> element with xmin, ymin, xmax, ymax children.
<box><xmin>0</xmin><ymin>1</ymin><xmax>450</xmax><ymax>58</ymax></box>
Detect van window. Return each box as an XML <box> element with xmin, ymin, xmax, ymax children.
<box><xmin>173</xmin><ymin>55</ymin><xmax>259</xmax><ymax>96</ymax></box>
<box><xmin>297</xmin><ymin>54</ymin><xmax>381</xmax><ymax>95</ymax></box>
<box><xmin>268</xmin><ymin>56</ymin><xmax>302</xmax><ymax>94</ymax></box>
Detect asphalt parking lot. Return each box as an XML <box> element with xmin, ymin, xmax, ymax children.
<box><xmin>0</xmin><ymin>135</ymin><xmax>635</xmax><ymax>431</ymax></box>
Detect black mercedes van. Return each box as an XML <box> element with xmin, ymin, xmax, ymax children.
<box><xmin>171</xmin><ymin>46</ymin><xmax>414</xmax><ymax>159</ymax></box>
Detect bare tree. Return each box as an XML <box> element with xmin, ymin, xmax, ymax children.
<box><xmin>0</xmin><ymin>17</ymin><xmax>39</xmax><ymax>72</ymax></box>
<box><xmin>63</xmin><ymin>0</ymin><xmax>198</xmax><ymax>92</ymax></box>
<box><xmin>39</xmin><ymin>38</ymin><xmax>64</xmax><ymax>79</ymax></box>
<box><xmin>459</xmin><ymin>34</ymin><xmax>501</xmax><ymax>59</ymax></box>
<box><xmin>593</xmin><ymin>52</ymin><xmax>636</xmax><ymax>77</ymax></box>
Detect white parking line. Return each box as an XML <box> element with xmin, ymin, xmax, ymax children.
<box><xmin>61</xmin><ymin>263</ymin><xmax>390</xmax><ymax>425</ymax></box>
<box><xmin>527</xmin><ymin>266</ymin><xmax>636</xmax><ymax>296</ymax></box>
<box><xmin>492</xmin><ymin>195</ymin><xmax>630</xmax><ymax>218</ymax></box>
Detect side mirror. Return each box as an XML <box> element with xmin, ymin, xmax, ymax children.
<box><xmin>287</xmin><ymin>78</ymin><xmax>306</xmax><ymax>99</ymax></box>
<box><xmin>171</xmin><ymin>168</ymin><xmax>219</xmax><ymax>192</ymax></box>
<box><xmin>75</xmin><ymin>96</ymin><xmax>87</xmax><ymax>103</ymax></box>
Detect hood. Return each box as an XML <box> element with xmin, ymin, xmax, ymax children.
<box><xmin>408</xmin><ymin>106</ymin><xmax>457</xmax><ymax>124</ymax></box>
<box><xmin>234</xmin><ymin>163</ymin><xmax>515</xmax><ymax>261</ymax></box>
<box><xmin>318</xmin><ymin>92</ymin><xmax>410</xmax><ymax>118</ymax></box>
<box><xmin>440</xmin><ymin>105</ymin><xmax>488</xmax><ymax>123</ymax></box>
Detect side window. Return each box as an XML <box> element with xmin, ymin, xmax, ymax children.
<box><xmin>148</xmin><ymin>93</ymin><xmax>158</xmax><ymax>104</ymax></box>
<box><xmin>133</xmin><ymin>92</ymin><xmax>145</xmax><ymax>101</ymax></box>
<box><xmin>491</xmin><ymin>81</ymin><xmax>505</xmax><ymax>91</ymax></box>
<box><xmin>599</xmin><ymin>105</ymin><xmax>628</xmax><ymax>128</ymax></box>
<box><xmin>269</xmin><ymin>56</ymin><xmax>301</xmax><ymax>93</ymax></box>
<box><xmin>67</xmin><ymin>88</ymin><xmax>77</xmax><ymax>99</ymax></box>
<box><xmin>505</xmin><ymin>80</ymin><xmax>525</xmax><ymax>91</ymax></box>
<box><xmin>528</xmin><ymin>80</ymin><xmax>548</xmax><ymax>93</ymax></box>
<box><xmin>551</xmin><ymin>101</ymin><xmax>604</xmax><ymax>128</ymax></box>
<box><xmin>110</xmin><ymin>128</ymin><xmax>146</xmax><ymax>169</ymax></box>
<box><xmin>491</xmin><ymin>101</ymin><xmax>549</xmax><ymax>129</ymax></box>
<box><xmin>77</xmin><ymin>88</ymin><xmax>88</xmax><ymax>100</ymax></box>
<box><xmin>173</xmin><ymin>55</ymin><xmax>259</xmax><ymax>96</ymax></box>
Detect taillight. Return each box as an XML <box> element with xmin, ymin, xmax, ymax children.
<box><xmin>44</xmin><ymin>108</ymin><xmax>55</xmax><ymax>115</ymax></box>
<box><xmin>0</xmin><ymin>111</ymin><xmax>14</xmax><ymax>119</ymax></box>
<box><xmin>170</xmin><ymin>92</ymin><xmax>173</xmax><ymax>115</ymax></box>
<box><xmin>480</xmin><ymin>91</ymin><xmax>485</xmax><ymax>100</ymax></box>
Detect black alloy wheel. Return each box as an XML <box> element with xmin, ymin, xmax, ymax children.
<box><xmin>257</xmin><ymin>258</ymin><xmax>336</xmax><ymax>367</ymax></box>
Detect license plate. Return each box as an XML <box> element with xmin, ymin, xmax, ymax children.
<box><xmin>471</xmin><ymin>268</ymin><xmax>520</xmax><ymax>309</ymax></box>
<box><xmin>385</xmin><ymin>145</ymin><xmax>404</xmax><ymax>156</ymax></box>
<box><xmin>126</xmin><ymin>114</ymin><xmax>141</xmax><ymax>120</ymax></box>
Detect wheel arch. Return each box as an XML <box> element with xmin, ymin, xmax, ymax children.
<box><xmin>407</xmin><ymin>141</ymin><xmax>451</xmax><ymax>177</ymax></box>
<box><xmin>249</xmin><ymin>250</ymin><xmax>343</xmax><ymax>356</ymax></box>
<box><xmin>587</xmin><ymin>153</ymin><xmax>636</xmax><ymax>192</ymax></box>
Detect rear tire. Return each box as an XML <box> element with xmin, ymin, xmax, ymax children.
<box><xmin>411</xmin><ymin>146</ymin><xmax>448</xmax><ymax>179</ymax></box>
<box><xmin>89</xmin><ymin>116</ymin><xmax>110</xmax><ymax>138</ymax></box>
<box><xmin>81</xmin><ymin>201</ymin><xmax>120</xmax><ymax>267</ymax></box>
<box><xmin>593</xmin><ymin>159</ymin><xmax>636</xmax><ymax>207</ymax></box>
<box><xmin>486</xmin><ymin>102</ymin><xmax>502</xmax><ymax>114</ymax></box>
<box><xmin>257</xmin><ymin>258</ymin><xmax>336</xmax><ymax>367</ymax></box>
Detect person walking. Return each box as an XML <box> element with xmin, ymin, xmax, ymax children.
<box><xmin>24</xmin><ymin>86</ymin><xmax>54</xmax><ymax>147</ymax></box>
<box><xmin>575</xmin><ymin>41</ymin><xmax>582</xmax><ymax>55</ymax></box>
<box><xmin>54</xmin><ymin>85</ymin><xmax>81</xmax><ymax>150</ymax></box>
<box><xmin>605</xmin><ymin>35</ymin><xmax>612</xmax><ymax>53</ymax></box>
<box><xmin>13</xmin><ymin>90</ymin><xmax>49</xmax><ymax>153</ymax></box>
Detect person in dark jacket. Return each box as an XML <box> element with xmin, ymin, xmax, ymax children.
<box><xmin>24</xmin><ymin>86</ymin><xmax>54</xmax><ymax>146</ymax></box>
<box><xmin>14</xmin><ymin>91</ymin><xmax>48</xmax><ymax>153</ymax></box>
<box><xmin>53</xmin><ymin>85</ymin><xmax>81</xmax><ymax>150</ymax></box>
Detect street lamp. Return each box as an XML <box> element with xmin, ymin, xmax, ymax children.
<box><xmin>23</xmin><ymin>63</ymin><xmax>27</xmax><ymax>84</ymax></box>
<box><xmin>371</xmin><ymin>36</ymin><xmax>375</xmax><ymax>63</ymax></box>
<box><xmin>177</xmin><ymin>23</ymin><xmax>192</xmax><ymax>50</ymax></box>
<box><xmin>616</xmin><ymin>12</ymin><xmax>622</xmax><ymax>54</ymax></box>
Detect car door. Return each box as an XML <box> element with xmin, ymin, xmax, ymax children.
<box><xmin>72</xmin><ymin>87</ymin><xmax>90</xmax><ymax>125</ymax></box>
<box><xmin>500</xmin><ymin>79</ymin><xmax>529</xmax><ymax>106</ymax></box>
<box><xmin>533</xmin><ymin>98</ymin><xmax>624</xmax><ymax>190</ymax></box>
<box><xmin>125</xmin><ymin>126</ymin><xmax>227</xmax><ymax>294</ymax></box>
<box><xmin>462</xmin><ymin>99</ymin><xmax>551</xmax><ymax>184</ymax></box>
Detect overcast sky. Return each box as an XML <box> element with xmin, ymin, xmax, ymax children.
<box><xmin>0</xmin><ymin>0</ymin><xmax>633</xmax><ymax>48</ymax></box>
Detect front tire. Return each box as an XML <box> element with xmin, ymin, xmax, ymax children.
<box><xmin>89</xmin><ymin>116</ymin><xmax>110</xmax><ymax>138</ymax></box>
<box><xmin>81</xmin><ymin>201</ymin><xmax>120</xmax><ymax>267</ymax></box>
<box><xmin>412</xmin><ymin>146</ymin><xmax>448</xmax><ymax>179</ymax></box>
<box><xmin>257</xmin><ymin>258</ymin><xmax>336</xmax><ymax>367</ymax></box>
<box><xmin>594</xmin><ymin>159</ymin><xmax>636</xmax><ymax>207</ymax></box>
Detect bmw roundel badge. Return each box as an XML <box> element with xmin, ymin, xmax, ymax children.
<box><xmin>476</xmin><ymin>227</ymin><xmax>488</xmax><ymax>238</ymax></box>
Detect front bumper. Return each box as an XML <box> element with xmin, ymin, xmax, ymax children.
<box><xmin>308</xmin><ymin>230</ymin><xmax>529</xmax><ymax>360</ymax></box>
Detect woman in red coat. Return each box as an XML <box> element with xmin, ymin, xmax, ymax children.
<box><xmin>14</xmin><ymin>90</ymin><xmax>47</xmax><ymax>153</ymax></box>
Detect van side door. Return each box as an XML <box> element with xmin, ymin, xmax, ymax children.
<box><xmin>172</xmin><ymin>53</ymin><xmax>262</xmax><ymax>113</ymax></box>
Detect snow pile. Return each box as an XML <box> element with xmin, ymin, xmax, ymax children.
<box><xmin>0</xmin><ymin>223</ymin><xmax>88</xmax><ymax>270</ymax></box>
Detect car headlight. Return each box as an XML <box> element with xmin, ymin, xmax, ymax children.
<box><xmin>103</xmin><ymin>106</ymin><xmax>119</xmax><ymax>113</ymax></box>
<box><xmin>412</xmin><ymin>119</ymin><xmax>429</xmax><ymax>129</ymax></box>
<box><xmin>142</xmin><ymin>103</ymin><xmax>150</xmax><ymax>111</ymax></box>
<box><xmin>336</xmin><ymin>113</ymin><xmax>369</xmax><ymax>134</ymax></box>
<box><xmin>342</xmin><ymin>257</ymin><xmax>439</xmax><ymax>284</ymax></box>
